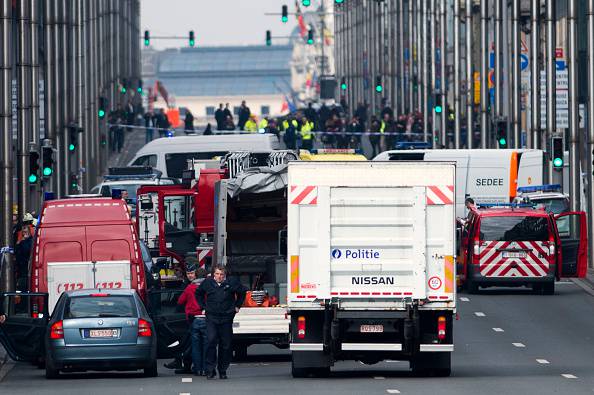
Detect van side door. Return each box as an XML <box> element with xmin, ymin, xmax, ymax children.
<box><xmin>0</xmin><ymin>293</ymin><xmax>49</xmax><ymax>362</ymax></box>
<box><xmin>555</xmin><ymin>212</ymin><xmax>587</xmax><ymax>278</ymax></box>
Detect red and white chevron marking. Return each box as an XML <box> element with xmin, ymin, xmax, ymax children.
<box><xmin>196</xmin><ymin>247</ymin><xmax>213</xmax><ymax>269</ymax></box>
<box><xmin>478</xmin><ymin>241</ymin><xmax>551</xmax><ymax>277</ymax></box>
<box><xmin>426</xmin><ymin>185</ymin><xmax>454</xmax><ymax>205</ymax></box>
<box><xmin>290</xmin><ymin>185</ymin><xmax>318</xmax><ymax>205</ymax></box>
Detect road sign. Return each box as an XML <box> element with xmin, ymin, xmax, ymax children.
<box><xmin>540</xmin><ymin>69</ymin><xmax>569</xmax><ymax>129</ymax></box>
<box><xmin>520</xmin><ymin>54</ymin><xmax>529</xmax><ymax>71</ymax></box>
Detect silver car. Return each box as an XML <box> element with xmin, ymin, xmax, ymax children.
<box><xmin>44</xmin><ymin>289</ymin><xmax>157</xmax><ymax>378</ymax></box>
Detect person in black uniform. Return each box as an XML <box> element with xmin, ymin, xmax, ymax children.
<box><xmin>196</xmin><ymin>265</ymin><xmax>246</xmax><ymax>379</ymax></box>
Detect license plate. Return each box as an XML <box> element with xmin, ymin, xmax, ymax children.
<box><xmin>360</xmin><ymin>325</ymin><xmax>383</xmax><ymax>333</ymax></box>
<box><xmin>88</xmin><ymin>329</ymin><xmax>119</xmax><ymax>338</ymax></box>
<box><xmin>502</xmin><ymin>251</ymin><xmax>527</xmax><ymax>258</ymax></box>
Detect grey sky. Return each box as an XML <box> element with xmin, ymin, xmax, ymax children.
<box><xmin>141</xmin><ymin>0</ymin><xmax>297</xmax><ymax>49</ymax></box>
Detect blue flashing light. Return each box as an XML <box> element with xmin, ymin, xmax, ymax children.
<box><xmin>517</xmin><ymin>184</ymin><xmax>562</xmax><ymax>194</ymax></box>
<box><xmin>166</xmin><ymin>131</ymin><xmax>174</xmax><ymax>138</ymax></box>
<box><xmin>43</xmin><ymin>191</ymin><xmax>55</xmax><ymax>201</ymax></box>
<box><xmin>394</xmin><ymin>141</ymin><xmax>432</xmax><ymax>150</ymax></box>
<box><xmin>477</xmin><ymin>203</ymin><xmax>535</xmax><ymax>209</ymax></box>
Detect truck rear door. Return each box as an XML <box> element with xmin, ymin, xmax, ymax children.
<box><xmin>0</xmin><ymin>293</ymin><xmax>49</xmax><ymax>362</ymax></box>
<box><xmin>555</xmin><ymin>212</ymin><xmax>587</xmax><ymax>278</ymax></box>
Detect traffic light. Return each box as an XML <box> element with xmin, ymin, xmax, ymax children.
<box><xmin>42</xmin><ymin>146</ymin><xmax>54</xmax><ymax>177</ymax></box>
<box><xmin>144</xmin><ymin>30</ymin><xmax>150</xmax><ymax>47</ymax></box>
<box><xmin>98</xmin><ymin>96</ymin><xmax>107</xmax><ymax>119</ymax></box>
<box><xmin>282</xmin><ymin>5</ymin><xmax>288</xmax><ymax>23</ymax></box>
<box><xmin>302</xmin><ymin>0</ymin><xmax>311</xmax><ymax>6</ymax></box>
<box><xmin>28</xmin><ymin>150</ymin><xmax>40</xmax><ymax>184</ymax></box>
<box><xmin>340</xmin><ymin>77</ymin><xmax>347</xmax><ymax>91</ymax></box>
<box><xmin>137</xmin><ymin>80</ymin><xmax>143</xmax><ymax>94</ymax></box>
<box><xmin>266</xmin><ymin>30</ymin><xmax>272</xmax><ymax>46</ymax></box>
<box><xmin>120</xmin><ymin>78</ymin><xmax>127</xmax><ymax>94</ymax></box>
<box><xmin>100</xmin><ymin>133</ymin><xmax>107</xmax><ymax>147</ymax></box>
<box><xmin>496</xmin><ymin>120</ymin><xmax>507</xmax><ymax>148</ymax></box>
<box><xmin>189</xmin><ymin>30</ymin><xmax>195</xmax><ymax>47</ymax></box>
<box><xmin>375</xmin><ymin>76</ymin><xmax>383</xmax><ymax>93</ymax></box>
<box><xmin>307</xmin><ymin>29</ymin><xmax>314</xmax><ymax>45</ymax></box>
<box><xmin>335</xmin><ymin>0</ymin><xmax>344</xmax><ymax>3</ymax></box>
<box><xmin>552</xmin><ymin>136</ymin><xmax>564</xmax><ymax>169</ymax></box>
<box><xmin>434</xmin><ymin>95</ymin><xmax>442</xmax><ymax>113</ymax></box>
<box><xmin>70</xmin><ymin>173</ymin><xmax>78</xmax><ymax>192</ymax></box>
<box><xmin>68</xmin><ymin>125</ymin><xmax>81</xmax><ymax>153</ymax></box>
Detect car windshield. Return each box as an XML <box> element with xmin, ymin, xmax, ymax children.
<box><xmin>64</xmin><ymin>295</ymin><xmax>137</xmax><ymax>318</ymax></box>
<box><xmin>479</xmin><ymin>215</ymin><xmax>550</xmax><ymax>241</ymax></box>
<box><xmin>532</xmin><ymin>198</ymin><xmax>569</xmax><ymax>214</ymax></box>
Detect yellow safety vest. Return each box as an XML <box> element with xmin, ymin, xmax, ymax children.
<box><xmin>300</xmin><ymin>122</ymin><xmax>314</xmax><ymax>140</ymax></box>
<box><xmin>259</xmin><ymin>119</ymin><xmax>269</xmax><ymax>130</ymax></box>
<box><xmin>244</xmin><ymin>119</ymin><xmax>258</xmax><ymax>132</ymax></box>
<box><xmin>379</xmin><ymin>121</ymin><xmax>386</xmax><ymax>134</ymax></box>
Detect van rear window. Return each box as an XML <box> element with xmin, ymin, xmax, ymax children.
<box><xmin>479</xmin><ymin>216</ymin><xmax>550</xmax><ymax>241</ymax></box>
<box><xmin>65</xmin><ymin>296</ymin><xmax>137</xmax><ymax>318</ymax></box>
<box><xmin>166</xmin><ymin>152</ymin><xmax>227</xmax><ymax>178</ymax></box>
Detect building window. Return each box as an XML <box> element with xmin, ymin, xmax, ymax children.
<box><xmin>233</xmin><ymin>106</ymin><xmax>241</xmax><ymax>115</ymax></box>
<box><xmin>206</xmin><ymin>106</ymin><xmax>215</xmax><ymax>116</ymax></box>
<box><xmin>261</xmin><ymin>106</ymin><xmax>270</xmax><ymax>116</ymax></box>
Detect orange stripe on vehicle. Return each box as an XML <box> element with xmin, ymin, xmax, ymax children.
<box><xmin>509</xmin><ymin>151</ymin><xmax>518</xmax><ymax>199</ymax></box>
<box><xmin>444</xmin><ymin>255</ymin><xmax>454</xmax><ymax>293</ymax></box>
<box><xmin>290</xmin><ymin>255</ymin><xmax>300</xmax><ymax>293</ymax></box>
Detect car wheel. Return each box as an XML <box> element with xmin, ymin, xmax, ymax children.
<box><xmin>542</xmin><ymin>281</ymin><xmax>555</xmax><ymax>295</ymax></box>
<box><xmin>144</xmin><ymin>360</ymin><xmax>158</xmax><ymax>377</ymax></box>
<box><xmin>45</xmin><ymin>355</ymin><xmax>59</xmax><ymax>379</ymax></box>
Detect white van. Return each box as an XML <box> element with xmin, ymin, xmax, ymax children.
<box><xmin>128</xmin><ymin>134</ymin><xmax>281</xmax><ymax>178</ymax></box>
<box><xmin>374</xmin><ymin>149</ymin><xmax>544</xmax><ymax>217</ymax></box>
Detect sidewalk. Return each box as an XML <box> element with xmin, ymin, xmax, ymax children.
<box><xmin>570</xmin><ymin>268</ymin><xmax>594</xmax><ymax>297</ymax></box>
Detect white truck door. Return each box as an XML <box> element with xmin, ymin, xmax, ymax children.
<box><xmin>47</xmin><ymin>262</ymin><xmax>95</xmax><ymax>313</ymax></box>
<box><xmin>93</xmin><ymin>261</ymin><xmax>132</xmax><ymax>290</ymax></box>
<box><xmin>328</xmin><ymin>186</ymin><xmax>428</xmax><ymax>299</ymax></box>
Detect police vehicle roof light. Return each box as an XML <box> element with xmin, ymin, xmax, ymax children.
<box><xmin>43</xmin><ymin>192</ymin><xmax>55</xmax><ymax>201</ymax></box>
<box><xmin>477</xmin><ymin>203</ymin><xmax>535</xmax><ymax>209</ymax></box>
<box><xmin>517</xmin><ymin>184</ymin><xmax>562</xmax><ymax>194</ymax></box>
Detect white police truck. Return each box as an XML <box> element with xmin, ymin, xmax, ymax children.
<box><xmin>287</xmin><ymin>161</ymin><xmax>456</xmax><ymax>377</ymax></box>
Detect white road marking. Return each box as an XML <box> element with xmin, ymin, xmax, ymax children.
<box><xmin>374</xmin><ymin>376</ymin><xmax>386</xmax><ymax>380</ymax></box>
<box><xmin>386</xmin><ymin>390</ymin><xmax>401</xmax><ymax>394</ymax></box>
<box><xmin>492</xmin><ymin>327</ymin><xmax>504</xmax><ymax>332</ymax></box>
<box><xmin>181</xmin><ymin>378</ymin><xmax>192</xmax><ymax>383</ymax></box>
<box><xmin>536</xmin><ymin>359</ymin><xmax>550</xmax><ymax>364</ymax></box>
<box><xmin>459</xmin><ymin>297</ymin><xmax>470</xmax><ymax>302</ymax></box>
<box><xmin>180</xmin><ymin>393</ymin><xmax>191</xmax><ymax>395</ymax></box>
<box><xmin>512</xmin><ymin>343</ymin><xmax>526</xmax><ymax>348</ymax></box>
<box><xmin>474</xmin><ymin>312</ymin><xmax>486</xmax><ymax>317</ymax></box>
<box><xmin>562</xmin><ymin>374</ymin><xmax>577</xmax><ymax>379</ymax></box>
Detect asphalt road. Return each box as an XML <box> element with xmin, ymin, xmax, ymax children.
<box><xmin>2</xmin><ymin>280</ymin><xmax>594</xmax><ymax>395</ymax></box>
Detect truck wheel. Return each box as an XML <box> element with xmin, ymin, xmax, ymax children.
<box><xmin>45</xmin><ymin>355</ymin><xmax>59</xmax><ymax>379</ymax></box>
<box><xmin>291</xmin><ymin>359</ymin><xmax>309</xmax><ymax>378</ymax></box>
<box><xmin>542</xmin><ymin>281</ymin><xmax>555</xmax><ymax>295</ymax></box>
<box><xmin>411</xmin><ymin>353</ymin><xmax>451</xmax><ymax>377</ymax></box>
<box><xmin>466</xmin><ymin>279</ymin><xmax>479</xmax><ymax>294</ymax></box>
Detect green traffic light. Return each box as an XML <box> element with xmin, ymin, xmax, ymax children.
<box><xmin>341</xmin><ymin>83</ymin><xmax>347</xmax><ymax>90</ymax></box>
<box><xmin>553</xmin><ymin>157</ymin><xmax>564</xmax><ymax>167</ymax></box>
<box><xmin>499</xmin><ymin>137</ymin><xmax>507</xmax><ymax>146</ymax></box>
<box><xmin>335</xmin><ymin>0</ymin><xmax>344</xmax><ymax>3</ymax></box>
<box><xmin>137</xmin><ymin>87</ymin><xmax>142</xmax><ymax>93</ymax></box>
<box><xmin>28</xmin><ymin>174</ymin><xmax>37</xmax><ymax>183</ymax></box>
<box><xmin>43</xmin><ymin>167</ymin><xmax>52</xmax><ymax>176</ymax></box>
<box><xmin>282</xmin><ymin>16</ymin><xmax>288</xmax><ymax>23</ymax></box>
<box><xmin>307</xmin><ymin>38</ymin><xmax>313</xmax><ymax>45</ymax></box>
<box><xmin>189</xmin><ymin>40</ymin><xmax>195</xmax><ymax>47</ymax></box>
<box><xmin>69</xmin><ymin>143</ymin><xmax>75</xmax><ymax>151</ymax></box>
<box><xmin>375</xmin><ymin>85</ymin><xmax>383</xmax><ymax>93</ymax></box>
<box><xmin>302</xmin><ymin>0</ymin><xmax>311</xmax><ymax>6</ymax></box>
<box><xmin>144</xmin><ymin>39</ymin><xmax>150</xmax><ymax>46</ymax></box>
<box><xmin>435</xmin><ymin>105</ymin><xmax>443</xmax><ymax>113</ymax></box>
<box><xmin>121</xmin><ymin>87</ymin><xmax>127</xmax><ymax>94</ymax></box>
<box><xmin>98</xmin><ymin>109</ymin><xmax>105</xmax><ymax>118</ymax></box>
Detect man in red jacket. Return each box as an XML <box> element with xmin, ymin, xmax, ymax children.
<box><xmin>173</xmin><ymin>262</ymin><xmax>208</xmax><ymax>375</ymax></box>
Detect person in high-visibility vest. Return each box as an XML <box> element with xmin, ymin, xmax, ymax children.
<box><xmin>283</xmin><ymin>118</ymin><xmax>299</xmax><ymax>149</ymax></box>
<box><xmin>258</xmin><ymin>117</ymin><xmax>269</xmax><ymax>133</ymax></box>
<box><xmin>244</xmin><ymin>114</ymin><xmax>258</xmax><ymax>133</ymax></box>
<box><xmin>300</xmin><ymin>117</ymin><xmax>314</xmax><ymax>150</ymax></box>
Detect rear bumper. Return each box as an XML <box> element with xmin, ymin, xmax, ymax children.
<box><xmin>49</xmin><ymin>343</ymin><xmax>155</xmax><ymax>370</ymax></box>
<box><xmin>467</xmin><ymin>264</ymin><xmax>556</xmax><ymax>286</ymax></box>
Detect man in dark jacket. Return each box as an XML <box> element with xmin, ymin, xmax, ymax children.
<box><xmin>238</xmin><ymin>101</ymin><xmax>250</xmax><ymax>130</ymax></box>
<box><xmin>196</xmin><ymin>265</ymin><xmax>246</xmax><ymax>379</ymax></box>
<box><xmin>215</xmin><ymin>104</ymin><xmax>225</xmax><ymax>131</ymax></box>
